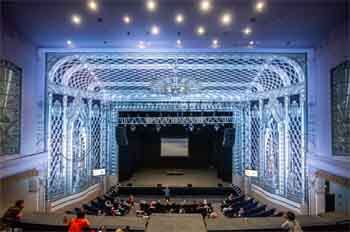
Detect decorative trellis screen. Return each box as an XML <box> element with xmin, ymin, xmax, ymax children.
<box><xmin>46</xmin><ymin>52</ymin><xmax>306</xmax><ymax>205</ymax></box>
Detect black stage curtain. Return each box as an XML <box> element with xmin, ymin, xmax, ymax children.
<box><xmin>117</xmin><ymin>125</ymin><xmax>234</xmax><ymax>182</ymax></box>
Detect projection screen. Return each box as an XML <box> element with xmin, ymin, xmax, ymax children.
<box><xmin>161</xmin><ymin>138</ymin><xmax>189</xmax><ymax>157</ymax></box>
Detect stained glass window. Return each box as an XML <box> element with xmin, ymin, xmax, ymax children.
<box><xmin>331</xmin><ymin>61</ymin><xmax>350</xmax><ymax>156</ymax></box>
<box><xmin>0</xmin><ymin>60</ymin><xmax>21</xmax><ymax>155</ymax></box>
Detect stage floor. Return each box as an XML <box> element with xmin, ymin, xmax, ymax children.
<box><xmin>121</xmin><ymin>168</ymin><xmax>230</xmax><ymax>187</ymax></box>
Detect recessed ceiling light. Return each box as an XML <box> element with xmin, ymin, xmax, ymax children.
<box><xmin>123</xmin><ymin>15</ymin><xmax>132</xmax><ymax>24</ymax></box>
<box><xmin>71</xmin><ymin>14</ymin><xmax>82</xmax><ymax>25</ymax></box>
<box><xmin>196</xmin><ymin>26</ymin><xmax>206</xmax><ymax>36</ymax></box>
<box><xmin>243</xmin><ymin>26</ymin><xmax>252</xmax><ymax>35</ymax></box>
<box><xmin>199</xmin><ymin>0</ymin><xmax>212</xmax><ymax>13</ymax></box>
<box><xmin>255</xmin><ymin>1</ymin><xmax>266</xmax><ymax>12</ymax></box>
<box><xmin>175</xmin><ymin>13</ymin><xmax>184</xmax><ymax>24</ymax></box>
<box><xmin>146</xmin><ymin>0</ymin><xmax>157</xmax><ymax>12</ymax></box>
<box><xmin>150</xmin><ymin>25</ymin><xmax>160</xmax><ymax>35</ymax></box>
<box><xmin>87</xmin><ymin>0</ymin><xmax>98</xmax><ymax>12</ymax></box>
<box><xmin>220</xmin><ymin>12</ymin><xmax>232</xmax><ymax>26</ymax></box>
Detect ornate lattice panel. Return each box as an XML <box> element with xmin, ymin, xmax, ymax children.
<box><xmin>46</xmin><ymin>52</ymin><xmax>306</xmax><ymax>204</ymax></box>
<box><xmin>48</xmin><ymin>95</ymin><xmax>65</xmax><ymax>199</ymax></box>
<box><xmin>287</xmin><ymin>99</ymin><xmax>303</xmax><ymax>201</ymax></box>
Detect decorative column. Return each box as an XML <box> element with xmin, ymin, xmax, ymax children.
<box><xmin>284</xmin><ymin>96</ymin><xmax>290</xmax><ymax>196</ymax></box>
<box><xmin>258</xmin><ymin>99</ymin><xmax>264</xmax><ymax>182</ymax></box>
<box><xmin>62</xmin><ymin>95</ymin><xmax>68</xmax><ymax>194</ymax></box>
<box><xmin>87</xmin><ymin>99</ymin><xmax>93</xmax><ymax>185</ymax></box>
<box><xmin>300</xmin><ymin>92</ymin><xmax>307</xmax><ymax>207</ymax></box>
<box><xmin>46</xmin><ymin>92</ymin><xmax>53</xmax><ymax>200</ymax></box>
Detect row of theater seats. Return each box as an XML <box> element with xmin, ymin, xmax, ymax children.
<box><xmin>221</xmin><ymin>194</ymin><xmax>282</xmax><ymax>218</ymax></box>
<box><xmin>68</xmin><ymin>194</ymin><xmax>132</xmax><ymax>216</ymax></box>
<box><xmin>117</xmin><ymin>186</ymin><xmax>239</xmax><ymax>196</ymax></box>
<box><xmin>138</xmin><ymin>201</ymin><xmax>213</xmax><ymax>216</ymax></box>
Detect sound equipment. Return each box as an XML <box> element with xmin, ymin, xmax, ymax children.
<box><xmin>223</xmin><ymin>128</ymin><xmax>235</xmax><ymax>147</ymax></box>
<box><xmin>187</xmin><ymin>184</ymin><xmax>192</xmax><ymax>188</ymax></box>
<box><xmin>116</xmin><ymin>127</ymin><xmax>128</xmax><ymax>146</ymax></box>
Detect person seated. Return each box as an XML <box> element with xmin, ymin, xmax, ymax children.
<box><xmin>238</xmin><ymin>207</ymin><xmax>245</xmax><ymax>217</ymax></box>
<box><xmin>127</xmin><ymin>195</ymin><xmax>135</xmax><ymax>206</ymax></box>
<box><xmin>68</xmin><ymin>211</ymin><xmax>90</xmax><ymax>232</ymax></box>
<box><xmin>281</xmin><ymin>211</ymin><xmax>303</xmax><ymax>232</ymax></box>
<box><xmin>2</xmin><ymin>200</ymin><xmax>24</xmax><ymax>224</ymax></box>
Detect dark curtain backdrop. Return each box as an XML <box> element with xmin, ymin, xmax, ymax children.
<box><xmin>117</xmin><ymin>125</ymin><xmax>233</xmax><ymax>182</ymax></box>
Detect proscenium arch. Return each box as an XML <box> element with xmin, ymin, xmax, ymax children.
<box><xmin>46</xmin><ymin>51</ymin><xmax>307</xmax><ymax>209</ymax></box>
<box><xmin>48</xmin><ymin>53</ymin><xmax>305</xmax><ymax>101</ymax></box>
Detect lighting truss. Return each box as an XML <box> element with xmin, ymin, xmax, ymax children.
<box><xmin>118</xmin><ymin>116</ymin><xmax>233</xmax><ymax>125</ymax></box>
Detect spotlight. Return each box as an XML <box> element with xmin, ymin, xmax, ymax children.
<box><xmin>220</xmin><ymin>12</ymin><xmax>232</xmax><ymax>26</ymax></box>
<box><xmin>199</xmin><ymin>0</ymin><xmax>212</xmax><ymax>13</ymax></box>
<box><xmin>71</xmin><ymin>14</ymin><xmax>82</xmax><ymax>25</ymax></box>
<box><xmin>150</xmin><ymin>25</ymin><xmax>160</xmax><ymax>35</ymax></box>
<box><xmin>156</xmin><ymin>125</ymin><xmax>161</xmax><ymax>132</ymax></box>
<box><xmin>175</xmin><ymin>13</ymin><xmax>184</xmax><ymax>24</ymax></box>
<box><xmin>255</xmin><ymin>1</ymin><xmax>266</xmax><ymax>12</ymax></box>
<box><xmin>146</xmin><ymin>0</ymin><xmax>157</xmax><ymax>12</ymax></box>
<box><xmin>196</xmin><ymin>26</ymin><xmax>206</xmax><ymax>36</ymax></box>
<box><xmin>243</xmin><ymin>26</ymin><xmax>252</xmax><ymax>35</ymax></box>
<box><xmin>66</xmin><ymin>40</ymin><xmax>73</xmax><ymax>46</ymax></box>
<box><xmin>87</xmin><ymin>0</ymin><xmax>98</xmax><ymax>12</ymax></box>
<box><xmin>123</xmin><ymin>15</ymin><xmax>132</xmax><ymax>24</ymax></box>
<box><xmin>189</xmin><ymin>124</ymin><xmax>194</xmax><ymax>132</ymax></box>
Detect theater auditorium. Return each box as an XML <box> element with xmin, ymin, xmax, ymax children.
<box><xmin>0</xmin><ymin>0</ymin><xmax>349</xmax><ymax>231</ymax></box>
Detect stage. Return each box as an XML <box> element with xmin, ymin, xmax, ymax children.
<box><xmin>120</xmin><ymin>168</ymin><xmax>230</xmax><ymax>187</ymax></box>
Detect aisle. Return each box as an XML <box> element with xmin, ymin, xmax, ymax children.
<box><xmin>146</xmin><ymin>214</ymin><xmax>207</xmax><ymax>232</ymax></box>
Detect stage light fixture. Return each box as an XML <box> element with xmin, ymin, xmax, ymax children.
<box><xmin>150</xmin><ymin>25</ymin><xmax>160</xmax><ymax>35</ymax></box>
<box><xmin>199</xmin><ymin>0</ymin><xmax>212</xmax><ymax>13</ymax></box>
<box><xmin>220</xmin><ymin>12</ymin><xmax>232</xmax><ymax>26</ymax></box>
<box><xmin>71</xmin><ymin>14</ymin><xmax>82</xmax><ymax>25</ymax></box>
<box><xmin>196</xmin><ymin>26</ymin><xmax>206</xmax><ymax>36</ymax></box>
<box><xmin>123</xmin><ymin>15</ymin><xmax>132</xmax><ymax>24</ymax></box>
<box><xmin>156</xmin><ymin>125</ymin><xmax>161</xmax><ymax>132</ymax></box>
<box><xmin>130</xmin><ymin>125</ymin><xmax>136</xmax><ymax>132</ymax></box>
<box><xmin>175</xmin><ymin>13</ymin><xmax>184</xmax><ymax>24</ymax></box>
<box><xmin>255</xmin><ymin>1</ymin><xmax>266</xmax><ymax>12</ymax></box>
<box><xmin>146</xmin><ymin>0</ymin><xmax>157</xmax><ymax>12</ymax></box>
<box><xmin>243</xmin><ymin>26</ymin><xmax>252</xmax><ymax>35</ymax></box>
<box><xmin>87</xmin><ymin>0</ymin><xmax>98</xmax><ymax>12</ymax></box>
<box><xmin>214</xmin><ymin>124</ymin><xmax>220</xmax><ymax>131</ymax></box>
<box><xmin>189</xmin><ymin>125</ymin><xmax>194</xmax><ymax>132</ymax></box>
<box><xmin>66</xmin><ymin>40</ymin><xmax>73</xmax><ymax>46</ymax></box>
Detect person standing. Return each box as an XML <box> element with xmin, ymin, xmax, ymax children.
<box><xmin>163</xmin><ymin>186</ymin><xmax>170</xmax><ymax>201</ymax></box>
<box><xmin>68</xmin><ymin>211</ymin><xmax>90</xmax><ymax>232</ymax></box>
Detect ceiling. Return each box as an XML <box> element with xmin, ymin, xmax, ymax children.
<box><xmin>2</xmin><ymin>0</ymin><xmax>349</xmax><ymax>49</ymax></box>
